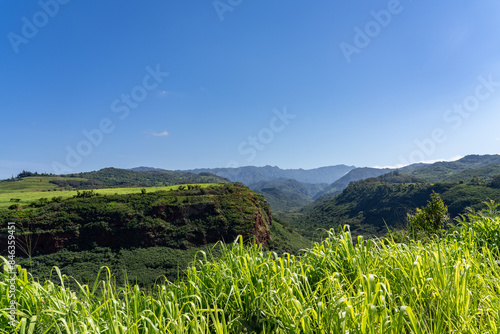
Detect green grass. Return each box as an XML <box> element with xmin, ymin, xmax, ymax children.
<box><xmin>2</xmin><ymin>205</ymin><xmax>500</xmax><ymax>333</ymax></box>
<box><xmin>0</xmin><ymin>176</ymin><xmax>87</xmax><ymax>193</ymax></box>
<box><xmin>0</xmin><ymin>183</ymin><xmax>220</xmax><ymax>208</ymax></box>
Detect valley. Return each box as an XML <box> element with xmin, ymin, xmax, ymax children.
<box><xmin>2</xmin><ymin>154</ymin><xmax>500</xmax><ymax>331</ymax></box>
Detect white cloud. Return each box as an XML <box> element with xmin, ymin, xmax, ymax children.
<box><xmin>373</xmin><ymin>155</ymin><xmax>464</xmax><ymax>169</ymax></box>
<box><xmin>152</xmin><ymin>130</ymin><xmax>169</xmax><ymax>137</ymax></box>
<box><xmin>372</xmin><ymin>163</ymin><xmax>409</xmax><ymax>169</ymax></box>
<box><xmin>157</xmin><ymin>90</ymin><xmax>171</xmax><ymax>98</ymax></box>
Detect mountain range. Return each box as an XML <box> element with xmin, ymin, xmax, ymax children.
<box><xmin>181</xmin><ymin>165</ymin><xmax>356</xmax><ymax>185</ymax></box>
<box><xmin>130</xmin><ymin>155</ymin><xmax>500</xmax><ymax>213</ymax></box>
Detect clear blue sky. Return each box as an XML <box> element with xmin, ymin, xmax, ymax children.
<box><xmin>1</xmin><ymin>0</ymin><xmax>500</xmax><ymax>179</ymax></box>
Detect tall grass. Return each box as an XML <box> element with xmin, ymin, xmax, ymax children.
<box><xmin>2</xmin><ymin>208</ymin><xmax>500</xmax><ymax>333</ymax></box>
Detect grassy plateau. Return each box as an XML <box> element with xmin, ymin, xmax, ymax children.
<box><xmin>0</xmin><ymin>183</ymin><xmax>219</xmax><ymax>209</ymax></box>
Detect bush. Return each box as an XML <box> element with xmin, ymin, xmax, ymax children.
<box><xmin>75</xmin><ymin>190</ymin><xmax>99</xmax><ymax>198</ymax></box>
<box><xmin>407</xmin><ymin>191</ymin><xmax>450</xmax><ymax>238</ymax></box>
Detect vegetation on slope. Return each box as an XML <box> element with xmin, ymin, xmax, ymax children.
<box><xmin>253</xmin><ymin>187</ymin><xmax>310</xmax><ymax>212</ymax></box>
<box><xmin>67</xmin><ymin>168</ymin><xmax>229</xmax><ymax>188</ymax></box>
<box><xmin>403</xmin><ymin>154</ymin><xmax>500</xmax><ymax>182</ymax></box>
<box><xmin>441</xmin><ymin>163</ymin><xmax>500</xmax><ymax>183</ymax></box>
<box><xmin>296</xmin><ymin>171</ymin><xmax>500</xmax><ymax>239</ymax></box>
<box><xmin>248</xmin><ymin>179</ymin><xmax>329</xmax><ymax>215</ymax></box>
<box><xmin>2</xmin><ymin>202</ymin><xmax>500</xmax><ymax>333</ymax></box>
<box><xmin>0</xmin><ymin>168</ymin><xmax>228</xmax><ymax>192</ymax></box>
<box><xmin>249</xmin><ymin>179</ymin><xmax>328</xmax><ymax>200</ymax></box>
<box><xmin>0</xmin><ymin>183</ymin><xmax>309</xmax><ymax>285</ymax></box>
<box><xmin>0</xmin><ymin>184</ymin><xmax>223</xmax><ymax>209</ymax></box>
<box><xmin>315</xmin><ymin>167</ymin><xmax>394</xmax><ymax>199</ymax></box>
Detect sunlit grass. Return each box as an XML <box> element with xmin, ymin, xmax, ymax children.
<box><xmin>2</xmin><ymin>204</ymin><xmax>500</xmax><ymax>333</ymax></box>
<box><xmin>0</xmin><ymin>176</ymin><xmax>85</xmax><ymax>193</ymax></box>
<box><xmin>0</xmin><ymin>183</ymin><xmax>220</xmax><ymax>209</ymax></box>
<box><xmin>1</xmin><ymin>233</ymin><xmax>499</xmax><ymax>333</ymax></box>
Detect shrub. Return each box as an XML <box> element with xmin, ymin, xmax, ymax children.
<box><xmin>75</xmin><ymin>190</ymin><xmax>99</xmax><ymax>198</ymax></box>
<box><xmin>407</xmin><ymin>191</ymin><xmax>450</xmax><ymax>238</ymax></box>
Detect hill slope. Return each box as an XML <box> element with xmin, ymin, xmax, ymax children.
<box><xmin>296</xmin><ymin>172</ymin><xmax>500</xmax><ymax>239</ymax></box>
<box><xmin>249</xmin><ymin>179</ymin><xmax>328</xmax><ymax>211</ymax></box>
<box><xmin>403</xmin><ymin>154</ymin><xmax>500</xmax><ymax>182</ymax></box>
<box><xmin>0</xmin><ymin>183</ymin><xmax>309</xmax><ymax>284</ymax></box>
<box><xmin>315</xmin><ymin>167</ymin><xmax>394</xmax><ymax>199</ymax></box>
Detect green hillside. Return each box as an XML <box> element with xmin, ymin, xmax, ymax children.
<box><xmin>405</xmin><ymin>154</ymin><xmax>500</xmax><ymax>182</ymax></box>
<box><xmin>0</xmin><ymin>176</ymin><xmax>86</xmax><ymax>193</ymax></box>
<box><xmin>0</xmin><ymin>168</ymin><xmax>230</xmax><ymax>209</ymax></box>
<box><xmin>315</xmin><ymin>167</ymin><xmax>394</xmax><ymax>199</ymax></box>
<box><xmin>441</xmin><ymin>163</ymin><xmax>500</xmax><ymax>183</ymax></box>
<box><xmin>254</xmin><ymin>187</ymin><xmax>311</xmax><ymax>212</ymax></box>
<box><xmin>0</xmin><ymin>183</ymin><xmax>219</xmax><ymax>209</ymax></box>
<box><xmin>249</xmin><ymin>179</ymin><xmax>328</xmax><ymax>199</ymax></box>
<box><xmin>295</xmin><ymin>171</ymin><xmax>500</xmax><ymax>239</ymax></box>
<box><xmin>70</xmin><ymin>168</ymin><xmax>229</xmax><ymax>188</ymax></box>
<box><xmin>0</xmin><ymin>183</ymin><xmax>309</xmax><ymax>285</ymax></box>
<box><xmin>0</xmin><ymin>168</ymin><xmax>228</xmax><ymax>192</ymax></box>
<box><xmin>250</xmin><ymin>179</ymin><xmax>328</xmax><ymax>212</ymax></box>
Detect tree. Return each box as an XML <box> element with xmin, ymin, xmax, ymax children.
<box><xmin>491</xmin><ymin>174</ymin><xmax>500</xmax><ymax>189</ymax></box>
<box><xmin>470</xmin><ymin>175</ymin><xmax>486</xmax><ymax>186</ymax></box>
<box><xmin>407</xmin><ymin>191</ymin><xmax>450</xmax><ymax>237</ymax></box>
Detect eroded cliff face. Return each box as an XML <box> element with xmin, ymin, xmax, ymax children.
<box><xmin>0</xmin><ymin>184</ymin><xmax>273</xmax><ymax>255</ymax></box>
<box><xmin>253</xmin><ymin>210</ymin><xmax>272</xmax><ymax>246</ymax></box>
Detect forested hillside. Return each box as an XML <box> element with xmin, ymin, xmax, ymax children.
<box><xmin>0</xmin><ymin>183</ymin><xmax>309</xmax><ymax>285</ymax></box>
<box><xmin>314</xmin><ymin>167</ymin><xmax>394</xmax><ymax>199</ymax></box>
<box><xmin>61</xmin><ymin>168</ymin><xmax>229</xmax><ymax>188</ymax></box>
<box><xmin>0</xmin><ymin>168</ymin><xmax>229</xmax><ymax>192</ymax></box>
<box><xmin>295</xmin><ymin>171</ymin><xmax>500</xmax><ymax>239</ymax></box>
<box><xmin>250</xmin><ymin>179</ymin><xmax>328</xmax><ymax>212</ymax></box>
<box><xmin>403</xmin><ymin>154</ymin><xmax>500</xmax><ymax>182</ymax></box>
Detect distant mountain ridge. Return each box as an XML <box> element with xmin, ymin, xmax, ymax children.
<box><xmin>129</xmin><ymin>154</ymin><xmax>500</xmax><ymax>213</ymax></box>
<box><xmin>181</xmin><ymin>165</ymin><xmax>356</xmax><ymax>185</ymax></box>
<box><xmin>315</xmin><ymin>155</ymin><xmax>500</xmax><ymax>199</ymax></box>
<box><xmin>249</xmin><ymin>179</ymin><xmax>329</xmax><ymax>211</ymax></box>
<box><xmin>314</xmin><ymin>167</ymin><xmax>395</xmax><ymax>199</ymax></box>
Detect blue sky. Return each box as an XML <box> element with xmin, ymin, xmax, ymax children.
<box><xmin>1</xmin><ymin>0</ymin><xmax>500</xmax><ymax>179</ymax></box>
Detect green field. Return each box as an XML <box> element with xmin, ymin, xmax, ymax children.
<box><xmin>0</xmin><ymin>183</ymin><xmax>220</xmax><ymax>209</ymax></box>
<box><xmin>0</xmin><ymin>176</ymin><xmax>87</xmax><ymax>193</ymax></box>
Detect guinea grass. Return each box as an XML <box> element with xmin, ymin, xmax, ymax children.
<box><xmin>2</xmin><ymin>219</ymin><xmax>500</xmax><ymax>333</ymax></box>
